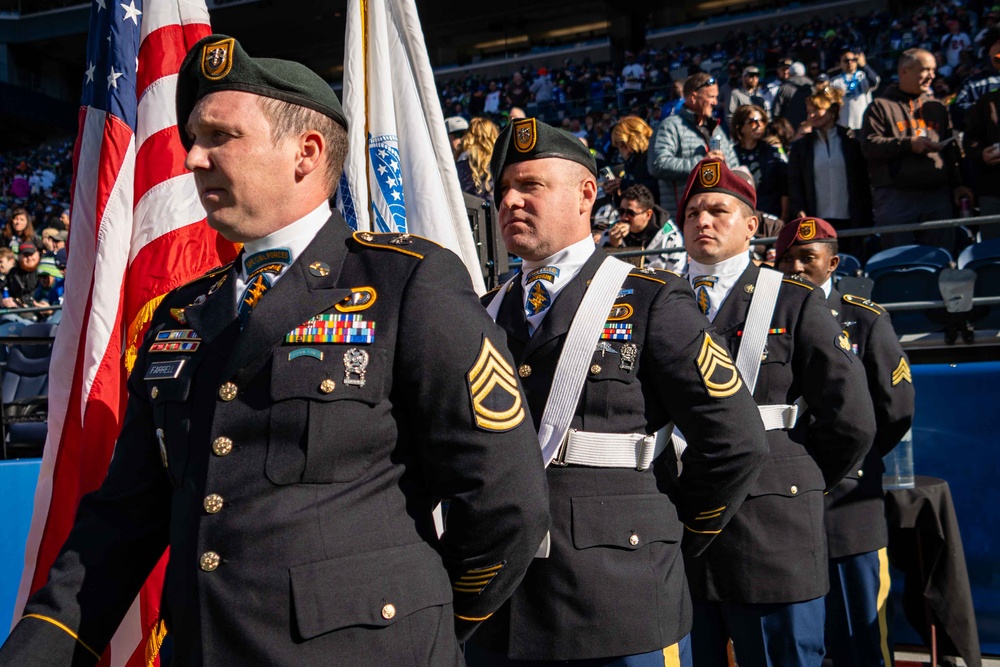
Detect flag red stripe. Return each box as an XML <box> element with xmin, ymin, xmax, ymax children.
<box><xmin>93</xmin><ymin>117</ymin><xmax>134</xmax><ymax>244</ymax></box>
<box><xmin>137</xmin><ymin>22</ymin><xmax>211</xmax><ymax>100</ymax></box>
<box><xmin>133</xmin><ymin>127</ymin><xmax>188</xmax><ymax>203</ymax></box>
<box><xmin>124</xmin><ymin>220</ymin><xmax>235</xmax><ymax>325</ymax></box>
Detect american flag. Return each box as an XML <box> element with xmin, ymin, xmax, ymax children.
<box><xmin>14</xmin><ymin>1</ymin><xmax>235</xmax><ymax>665</ymax></box>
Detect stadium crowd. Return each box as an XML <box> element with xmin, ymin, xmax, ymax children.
<box><xmin>0</xmin><ymin>141</ymin><xmax>73</xmax><ymax>322</ymax></box>
<box><xmin>442</xmin><ymin>0</ymin><xmax>1000</xmax><ymax>268</ymax></box>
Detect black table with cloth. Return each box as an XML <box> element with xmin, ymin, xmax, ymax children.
<box><xmin>885</xmin><ymin>475</ymin><xmax>981</xmax><ymax>667</ymax></box>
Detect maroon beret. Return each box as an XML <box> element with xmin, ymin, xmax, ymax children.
<box><xmin>773</xmin><ymin>216</ymin><xmax>839</xmax><ymax>260</ymax></box>
<box><xmin>678</xmin><ymin>158</ymin><xmax>756</xmax><ymax>221</ymax></box>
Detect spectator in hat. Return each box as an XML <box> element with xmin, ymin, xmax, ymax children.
<box><xmin>529</xmin><ymin>68</ymin><xmax>553</xmax><ymax>105</ymax></box>
<box><xmin>731</xmin><ymin>104</ymin><xmax>788</xmax><ymax>220</ymax></box>
<box><xmin>456</xmin><ymin>117</ymin><xmax>500</xmax><ymax>197</ymax></box>
<box><xmin>649</xmin><ymin>72</ymin><xmax>739</xmax><ymax>218</ymax></box>
<box><xmin>444</xmin><ymin>116</ymin><xmax>469</xmax><ymax>161</ymax></box>
<box><xmin>32</xmin><ymin>256</ymin><xmax>63</xmax><ymax>321</ymax></box>
<box><xmin>39</xmin><ymin>227</ymin><xmax>67</xmax><ymax>257</ymax></box>
<box><xmin>54</xmin><ymin>248</ymin><xmax>67</xmax><ymax>272</ymax></box>
<box><xmin>3</xmin><ymin>207</ymin><xmax>35</xmax><ymax>252</ymax></box>
<box><xmin>952</xmin><ymin>27</ymin><xmax>1000</xmax><ymax>129</ymax></box>
<box><xmin>830</xmin><ymin>49</ymin><xmax>881</xmax><ymax>130</ymax></box>
<box><xmin>726</xmin><ymin>66</ymin><xmax>767</xmax><ymax>128</ymax></box>
<box><xmin>1</xmin><ymin>242</ymin><xmax>42</xmax><ymax>322</ymax></box>
<box><xmin>762</xmin><ymin>58</ymin><xmax>793</xmax><ymax>112</ymax></box>
<box><xmin>772</xmin><ymin>61</ymin><xmax>814</xmax><ymax>129</ymax></box>
<box><xmin>789</xmin><ymin>85</ymin><xmax>872</xmax><ymax>258</ymax></box>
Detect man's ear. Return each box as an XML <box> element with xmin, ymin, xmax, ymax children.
<box><xmin>296</xmin><ymin>129</ymin><xmax>325</xmax><ymax>180</ymax></box>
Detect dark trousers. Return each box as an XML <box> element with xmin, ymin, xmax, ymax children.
<box><xmin>464</xmin><ymin>636</ymin><xmax>692</xmax><ymax>667</ymax></box>
<box><xmin>825</xmin><ymin>548</ymin><xmax>894</xmax><ymax>667</ymax></box>
<box><xmin>872</xmin><ymin>186</ymin><xmax>955</xmax><ymax>252</ymax></box>
<box><xmin>691</xmin><ymin>598</ymin><xmax>825</xmax><ymax>667</ymax></box>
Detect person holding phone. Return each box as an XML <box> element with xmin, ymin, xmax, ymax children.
<box><xmin>860</xmin><ymin>48</ymin><xmax>973</xmax><ymax>251</ymax></box>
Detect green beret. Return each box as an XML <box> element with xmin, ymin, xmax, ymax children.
<box><xmin>489</xmin><ymin>118</ymin><xmax>598</xmax><ymax>206</ymax></box>
<box><xmin>176</xmin><ymin>34</ymin><xmax>347</xmax><ymax>150</ymax></box>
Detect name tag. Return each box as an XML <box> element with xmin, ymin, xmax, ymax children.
<box><xmin>144</xmin><ymin>360</ymin><xmax>186</xmax><ymax>380</ymax></box>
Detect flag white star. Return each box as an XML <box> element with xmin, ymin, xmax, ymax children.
<box><xmin>387</xmin><ymin>177</ymin><xmax>396</xmax><ymax>187</ymax></box>
<box><xmin>377</xmin><ymin>165</ymin><xmax>387</xmax><ymax>176</ymax></box>
<box><xmin>120</xmin><ymin>0</ymin><xmax>141</xmax><ymax>25</ymax></box>
<box><xmin>107</xmin><ymin>65</ymin><xmax>123</xmax><ymax>89</ymax></box>
<box><xmin>95</xmin><ymin>0</ymin><xmax>106</xmax><ymax>10</ymax></box>
<box><xmin>391</xmin><ymin>191</ymin><xmax>402</xmax><ymax>201</ymax></box>
<box><xmin>85</xmin><ymin>62</ymin><xmax>96</xmax><ymax>84</ymax></box>
<box><xmin>377</xmin><ymin>149</ymin><xmax>387</xmax><ymax>159</ymax></box>
<box><xmin>389</xmin><ymin>160</ymin><xmax>399</xmax><ymax>171</ymax></box>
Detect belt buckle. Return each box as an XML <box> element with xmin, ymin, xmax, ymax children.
<box><xmin>551</xmin><ymin>429</ymin><xmax>572</xmax><ymax>466</ymax></box>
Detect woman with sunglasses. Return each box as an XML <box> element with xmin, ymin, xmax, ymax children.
<box><xmin>731</xmin><ymin>104</ymin><xmax>788</xmax><ymax>221</ymax></box>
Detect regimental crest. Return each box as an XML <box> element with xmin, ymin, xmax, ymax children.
<box><xmin>892</xmin><ymin>357</ymin><xmax>913</xmax><ymax>386</ymax></box>
<box><xmin>837</xmin><ymin>332</ymin><xmax>852</xmax><ymax>353</ymax></box>
<box><xmin>798</xmin><ymin>218</ymin><xmax>817</xmax><ymax>241</ymax></box>
<box><xmin>696</xmin><ymin>332</ymin><xmax>742</xmax><ymax>398</ymax></box>
<box><xmin>698</xmin><ymin>161</ymin><xmax>721</xmax><ymax>188</ymax></box>
<box><xmin>200</xmin><ymin>38</ymin><xmax>235</xmax><ymax>81</ymax></box>
<box><xmin>336</xmin><ymin>286</ymin><xmax>377</xmax><ymax>312</ymax></box>
<box><xmin>513</xmin><ymin>118</ymin><xmax>537</xmax><ymax>153</ymax></box>
<box><xmin>467</xmin><ymin>337</ymin><xmax>525</xmax><ymax>432</ymax></box>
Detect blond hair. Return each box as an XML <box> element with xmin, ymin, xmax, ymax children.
<box><xmin>611</xmin><ymin>116</ymin><xmax>653</xmax><ymax>155</ymax></box>
<box><xmin>461</xmin><ymin>117</ymin><xmax>500</xmax><ymax>195</ymax></box>
<box><xmin>807</xmin><ymin>84</ymin><xmax>844</xmax><ymax>112</ymax></box>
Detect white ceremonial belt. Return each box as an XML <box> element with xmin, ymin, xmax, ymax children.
<box><xmin>551</xmin><ymin>428</ymin><xmax>665</xmax><ymax>470</ymax></box>
<box><xmin>756</xmin><ymin>396</ymin><xmax>807</xmax><ymax>431</ymax></box>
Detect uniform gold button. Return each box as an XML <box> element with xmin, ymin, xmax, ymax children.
<box><xmin>150</xmin><ymin>386</ymin><xmax>159</xmax><ymax>399</ymax></box>
<box><xmin>790</xmin><ymin>485</ymin><xmax>798</xmax><ymax>495</ymax></box>
<box><xmin>319</xmin><ymin>378</ymin><xmax>336</xmax><ymax>394</ymax></box>
<box><xmin>518</xmin><ymin>364</ymin><xmax>532</xmax><ymax>378</ymax></box>
<box><xmin>857</xmin><ymin>469</ymin><xmax>864</xmax><ymax>477</ymax></box>
<box><xmin>590</xmin><ymin>364</ymin><xmax>602</xmax><ymax>375</ymax></box>
<box><xmin>381</xmin><ymin>603</ymin><xmax>396</xmax><ymax>620</ymax></box>
<box><xmin>629</xmin><ymin>533</ymin><xmax>640</xmax><ymax>546</ymax></box>
<box><xmin>218</xmin><ymin>382</ymin><xmax>238</xmax><ymax>401</ymax></box>
<box><xmin>204</xmin><ymin>494</ymin><xmax>224</xmax><ymax>514</ymax></box>
<box><xmin>212</xmin><ymin>437</ymin><xmax>233</xmax><ymax>456</ymax></box>
<box><xmin>200</xmin><ymin>552</ymin><xmax>221</xmax><ymax>572</ymax></box>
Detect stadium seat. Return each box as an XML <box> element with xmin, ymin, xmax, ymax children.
<box><xmin>1</xmin><ymin>323</ymin><xmax>56</xmax><ymax>459</ymax></box>
<box><xmin>836</xmin><ymin>253</ymin><xmax>862</xmax><ymax>278</ymax></box>
<box><xmin>865</xmin><ymin>245</ymin><xmax>954</xmax><ymax>336</ymax></box>
<box><xmin>957</xmin><ymin>239</ymin><xmax>1000</xmax><ymax>330</ymax></box>
<box><xmin>0</xmin><ymin>321</ymin><xmax>28</xmax><ymax>370</ymax></box>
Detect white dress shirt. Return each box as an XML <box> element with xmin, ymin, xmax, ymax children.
<box><xmin>520</xmin><ymin>235</ymin><xmax>596</xmax><ymax>334</ymax></box>
<box><xmin>233</xmin><ymin>200</ymin><xmax>332</xmax><ymax>308</ymax></box>
<box><xmin>686</xmin><ymin>252</ymin><xmax>751</xmax><ymax>322</ymax></box>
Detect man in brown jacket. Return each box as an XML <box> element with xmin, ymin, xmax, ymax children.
<box><xmin>860</xmin><ymin>48</ymin><xmax>973</xmax><ymax>250</ymax></box>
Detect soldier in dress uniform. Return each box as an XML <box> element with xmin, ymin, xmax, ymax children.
<box><xmin>775</xmin><ymin>217</ymin><xmax>915</xmax><ymax>667</ymax></box>
<box><xmin>678</xmin><ymin>158</ymin><xmax>877</xmax><ymax>667</ymax></box>
<box><xmin>464</xmin><ymin>118</ymin><xmax>769</xmax><ymax>667</ymax></box>
<box><xmin>0</xmin><ymin>35</ymin><xmax>550</xmax><ymax>666</ymax></box>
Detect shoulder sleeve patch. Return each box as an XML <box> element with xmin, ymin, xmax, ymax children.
<box><xmin>467</xmin><ymin>337</ymin><xmax>525</xmax><ymax>432</ymax></box>
<box><xmin>696</xmin><ymin>332</ymin><xmax>743</xmax><ymax>398</ymax></box>
<box><xmin>892</xmin><ymin>357</ymin><xmax>913</xmax><ymax>386</ymax></box>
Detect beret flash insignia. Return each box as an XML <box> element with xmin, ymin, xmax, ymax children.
<box><xmin>201</xmin><ymin>37</ymin><xmax>235</xmax><ymax>81</ymax></box>
<box><xmin>513</xmin><ymin>118</ymin><xmax>538</xmax><ymax>153</ymax></box>
<box><xmin>798</xmin><ymin>219</ymin><xmax>817</xmax><ymax>241</ymax></box>
<box><xmin>698</xmin><ymin>161</ymin><xmax>721</xmax><ymax>188</ymax></box>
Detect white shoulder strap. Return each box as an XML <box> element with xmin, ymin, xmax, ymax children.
<box><xmin>734</xmin><ymin>268</ymin><xmax>782</xmax><ymax>395</ymax></box>
<box><xmin>537</xmin><ymin>256</ymin><xmax>633</xmax><ymax>466</ymax></box>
